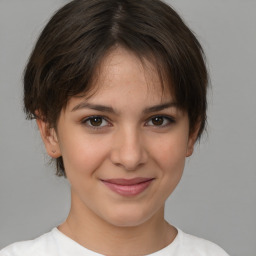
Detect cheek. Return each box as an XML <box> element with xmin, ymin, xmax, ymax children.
<box><xmin>59</xmin><ymin>133</ymin><xmax>110</xmax><ymax>177</ymax></box>
<box><xmin>151</xmin><ymin>133</ymin><xmax>188</xmax><ymax>169</ymax></box>
<box><xmin>149</xmin><ymin>133</ymin><xmax>188</xmax><ymax>196</ymax></box>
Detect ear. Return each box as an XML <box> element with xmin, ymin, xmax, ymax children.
<box><xmin>186</xmin><ymin>123</ymin><xmax>201</xmax><ymax>157</ymax></box>
<box><xmin>36</xmin><ymin>118</ymin><xmax>61</xmax><ymax>158</ymax></box>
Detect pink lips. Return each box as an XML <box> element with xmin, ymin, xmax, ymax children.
<box><xmin>101</xmin><ymin>178</ymin><xmax>154</xmax><ymax>196</ymax></box>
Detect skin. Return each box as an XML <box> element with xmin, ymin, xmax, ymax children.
<box><xmin>37</xmin><ymin>47</ymin><xmax>198</xmax><ymax>255</ymax></box>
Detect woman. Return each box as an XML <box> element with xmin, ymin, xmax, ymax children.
<box><xmin>0</xmin><ymin>0</ymin><xmax>229</xmax><ymax>255</ymax></box>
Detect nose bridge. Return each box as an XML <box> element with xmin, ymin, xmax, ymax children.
<box><xmin>110</xmin><ymin>124</ymin><xmax>147</xmax><ymax>171</ymax></box>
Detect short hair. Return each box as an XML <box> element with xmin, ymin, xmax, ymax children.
<box><xmin>24</xmin><ymin>0</ymin><xmax>208</xmax><ymax>176</ymax></box>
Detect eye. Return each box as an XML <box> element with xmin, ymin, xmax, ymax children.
<box><xmin>82</xmin><ymin>116</ymin><xmax>110</xmax><ymax>128</ymax></box>
<box><xmin>146</xmin><ymin>116</ymin><xmax>175</xmax><ymax>127</ymax></box>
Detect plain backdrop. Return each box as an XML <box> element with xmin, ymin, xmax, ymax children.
<box><xmin>0</xmin><ymin>0</ymin><xmax>256</xmax><ymax>255</ymax></box>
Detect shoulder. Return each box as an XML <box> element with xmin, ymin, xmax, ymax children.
<box><xmin>179</xmin><ymin>229</ymin><xmax>230</xmax><ymax>256</ymax></box>
<box><xmin>0</xmin><ymin>229</ymin><xmax>56</xmax><ymax>256</ymax></box>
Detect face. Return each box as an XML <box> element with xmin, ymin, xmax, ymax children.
<box><xmin>39</xmin><ymin>48</ymin><xmax>197</xmax><ymax>227</ymax></box>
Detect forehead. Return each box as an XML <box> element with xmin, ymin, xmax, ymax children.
<box><xmin>74</xmin><ymin>47</ymin><xmax>172</xmax><ymax>105</ymax></box>
<box><xmin>63</xmin><ymin>47</ymin><xmax>182</xmax><ymax>119</ymax></box>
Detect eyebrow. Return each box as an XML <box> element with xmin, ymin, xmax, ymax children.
<box><xmin>71</xmin><ymin>103</ymin><xmax>115</xmax><ymax>113</ymax></box>
<box><xmin>143</xmin><ymin>102</ymin><xmax>178</xmax><ymax>114</ymax></box>
<box><xmin>71</xmin><ymin>101</ymin><xmax>177</xmax><ymax>114</ymax></box>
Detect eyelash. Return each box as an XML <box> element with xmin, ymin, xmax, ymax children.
<box><xmin>145</xmin><ymin>115</ymin><xmax>176</xmax><ymax>128</ymax></box>
<box><xmin>81</xmin><ymin>116</ymin><xmax>111</xmax><ymax>130</ymax></box>
<box><xmin>81</xmin><ymin>115</ymin><xmax>176</xmax><ymax>130</ymax></box>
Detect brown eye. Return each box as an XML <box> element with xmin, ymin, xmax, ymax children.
<box><xmin>152</xmin><ymin>116</ymin><xmax>164</xmax><ymax>126</ymax></box>
<box><xmin>146</xmin><ymin>116</ymin><xmax>175</xmax><ymax>127</ymax></box>
<box><xmin>82</xmin><ymin>116</ymin><xmax>111</xmax><ymax>130</ymax></box>
<box><xmin>89</xmin><ymin>117</ymin><xmax>103</xmax><ymax>126</ymax></box>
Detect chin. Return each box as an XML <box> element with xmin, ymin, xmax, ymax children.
<box><xmin>101</xmin><ymin>205</ymin><xmax>159</xmax><ymax>228</ymax></box>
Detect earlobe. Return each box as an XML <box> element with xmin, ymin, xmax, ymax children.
<box><xmin>186</xmin><ymin>139</ymin><xmax>195</xmax><ymax>157</ymax></box>
<box><xmin>186</xmin><ymin>124</ymin><xmax>200</xmax><ymax>157</ymax></box>
<box><xmin>36</xmin><ymin>118</ymin><xmax>61</xmax><ymax>158</ymax></box>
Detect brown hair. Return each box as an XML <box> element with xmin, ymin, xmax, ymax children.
<box><xmin>24</xmin><ymin>0</ymin><xmax>208</xmax><ymax>176</ymax></box>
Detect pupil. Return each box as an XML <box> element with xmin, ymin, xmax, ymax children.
<box><xmin>152</xmin><ymin>117</ymin><xmax>163</xmax><ymax>126</ymax></box>
<box><xmin>90</xmin><ymin>117</ymin><xmax>102</xmax><ymax>126</ymax></box>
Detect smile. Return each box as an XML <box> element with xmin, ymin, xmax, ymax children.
<box><xmin>101</xmin><ymin>178</ymin><xmax>155</xmax><ymax>197</ymax></box>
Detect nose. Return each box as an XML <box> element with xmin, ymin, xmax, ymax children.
<box><xmin>110</xmin><ymin>126</ymin><xmax>148</xmax><ymax>171</ymax></box>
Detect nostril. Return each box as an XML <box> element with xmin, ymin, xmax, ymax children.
<box><xmin>109</xmin><ymin>144</ymin><xmax>148</xmax><ymax>171</ymax></box>
<box><xmin>109</xmin><ymin>129</ymin><xmax>148</xmax><ymax>170</ymax></box>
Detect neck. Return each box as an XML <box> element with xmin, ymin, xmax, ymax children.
<box><xmin>58</xmin><ymin>191</ymin><xmax>177</xmax><ymax>256</ymax></box>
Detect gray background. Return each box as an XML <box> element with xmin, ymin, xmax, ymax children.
<box><xmin>0</xmin><ymin>0</ymin><xmax>255</xmax><ymax>255</ymax></box>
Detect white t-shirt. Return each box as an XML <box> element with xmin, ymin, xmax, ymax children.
<box><xmin>0</xmin><ymin>227</ymin><xmax>229</xmax><ymax>256</ymax></box>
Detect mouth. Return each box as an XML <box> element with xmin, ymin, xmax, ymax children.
<box><xmin>101</xmin><ymin>178</ymin><xmax>155</xmax><ymax>197</ymax></box>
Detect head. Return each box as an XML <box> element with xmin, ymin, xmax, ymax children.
<box><xmin>24</xmin><ymin>0</ymin><xmax>208</xmax><ymax>177</ymax></box>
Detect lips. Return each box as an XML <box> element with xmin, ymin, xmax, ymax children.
<box><xmin>101</xmin><ymin>178</ymin><xmax>154</xmax><ymax>196</ymax></box>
